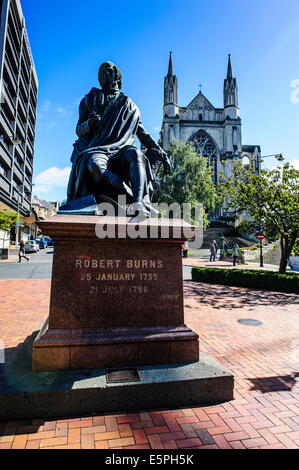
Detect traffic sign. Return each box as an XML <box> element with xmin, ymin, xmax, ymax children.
<box><xmin>257</xmin><ymin>233</ymin><xmax>264</xmax><ymax>240</ymax></box>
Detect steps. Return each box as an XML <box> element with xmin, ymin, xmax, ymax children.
<box><xmin>202</xmin><ymin>222</ymin><xmax>255</xmax><ymax>249</ymax></box>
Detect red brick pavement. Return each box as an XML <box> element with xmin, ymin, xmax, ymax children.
<box><xmin>0</xmin><ymin>279</ymin><xmax>298</xmax><ymax>449</ymax></box>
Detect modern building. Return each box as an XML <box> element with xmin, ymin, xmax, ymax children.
<box><xmin>160</xmin><ymin>52</ymin><xmax>261</xmax><ymax>218</ymax></box>
<box><xmin>0</xmin><ymin>0</ymin><xmax>38</xmax><ymax>218</ymax></box>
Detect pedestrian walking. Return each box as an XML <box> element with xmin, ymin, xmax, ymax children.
<box><xmin>213</xmin><ymin>239</ymin><xmax>218</xmax><ymax>260</ymax></box>
<box><xmin>232</xmin><ymin>243</ymin><xmax>239</xmax><ymax>266</ymax></box>
<box><xmin>182</xmin><ymin>241</ymin><xmax>189</xmax><ymax>258</ymax></box>
<box><xmin>18</xmin><ymin>240</ymin><xmax>29</xmax><ymax>262</ymax></box>
<box><xmin>223</xmin><ymin>239</ymin><xmax>228</xmax><ymax>257</ymax></box>
<box><xmin>209</xmin><ymin>241</ymin><xmax>217</xmax><ymax>262</ymax></box>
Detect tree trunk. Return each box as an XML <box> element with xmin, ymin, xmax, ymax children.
<box><xmin>279</xmin><ymin>235</ymin><xmax>288</xmax><ymax>274</ymax></box>
<box><xmin>279</xmin><ymin>233</ymin><xmax>298</xmax><ymax>274</ymax></box>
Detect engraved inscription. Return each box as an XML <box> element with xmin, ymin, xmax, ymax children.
<box><xmin>75</xmin><ymin>257</ymin><xmax>163</xmax><ymax>294</ymax></box>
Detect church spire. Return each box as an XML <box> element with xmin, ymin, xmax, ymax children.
<box><xmin>226</xmin><ymin>54</ymin><xmax>233</xmax><ymax>80</ymax></box>
<box><xmin>164</xmin><ymin>51</ymin><xmax>178</xmax><ymax>106</ymax></box>
<box><xmin>168</xmin><ymin>51</ymin><xmax>174</xmax><ymax>76</ymax></box>
<box><xmin>223</xmin><ymin>54</ymin><xmax>239</xmax><ymax>110</ymax></box>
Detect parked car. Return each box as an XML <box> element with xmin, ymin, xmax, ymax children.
<box><xmin>36</xmin><ymin>238</ymin><xmax>48</xmax><ymax>249</ymax></box>
<box><xmin>24</xmin><ymin>240</ymin><xmax>40</xmax><ymax>253</ymax></box>
<box><xmin>43</xmin><ymin>237</ymin><xmax>54</xmax><ymax>246</ymax></box>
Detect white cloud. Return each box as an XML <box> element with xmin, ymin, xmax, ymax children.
<box><xmin>56</xmin><ymin>106</ymin><xmax>73</xmax><ymax>117</ymax></box>
<box><xmin>35</xmin><ymin>166</ymin><xmax>71</xmax><ymax>188</ymax></box>
<box><xmin>270</xmin><ymin>158</ymin><xmax>299</xmax><ymax>172</ymax></box>
<box><xmin>34</xmin><ymin>167</ymin><xmax>71</xmax><ymax>201</ymax></box>
<box><xmin>41</xmin><ymin>99</ymin><xmax>52</xmax><ymax>113</ymax></box>
<box><xmin>37</xmin><ymin>100</ymin><xmax>74</xmax><ymax>124</ymax></box>
<box><xmin>34</xmin><ymin>185</ymin><xmax>49</xmax><ymax>194</ymax></box>
<box><xmin>291</xmin><ymin>159</ymin><xmax>299</xmax><ymax>170</ymax></box>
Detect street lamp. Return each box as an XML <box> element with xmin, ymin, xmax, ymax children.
<box><xmin>261</xmin><ymin>154</ymin><xmax>283</xmax><ymax>159</ymax></box>
<box><xmin>257</xmin><ymin>232</ymin><xmax>265</xmax><ymax>268</ymax></box>
<box><xmin>259</xmin><ymin>153</ymin><xmax>283</xmax><ymax>170</ymax></box>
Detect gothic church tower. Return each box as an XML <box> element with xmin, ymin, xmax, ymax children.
<box><xmin>160</xmin><ymin>52</ymin><xmax>261</xmax><ymax>188</ymax></box>
<box><xmin>223</xmin><ymin>54</ymin><xmax>239</xmax><ymax>119</ymax></box>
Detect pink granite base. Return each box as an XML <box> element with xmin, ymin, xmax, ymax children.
<box><xmin>32</xmin><ymin>322</ymin><xmax>199</xmax><ymax>371</ymax></box>
<box><xmin>32</xmin><ymin>215</ymin><xmax>199</xmax><ymax>371</ymax></box>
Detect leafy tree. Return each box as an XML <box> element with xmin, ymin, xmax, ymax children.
<box><xmin>154</xmin><ymin>140</ymin><xmax>216</xmax><ymax>227</ymax></box>
<box><xmin>218</xmin><ymin>157</ymin><xmax>299</xmax><ymax>273</ymax></box>
<box><xmin>235</xmin><ymin>219</ymin><xmax>255</xmax><ymax>236</ymax></box>
<box><xmin>291</xmin><ymin>238</ymin><xmax>299</xmax><ymax>257</ymax></box>
<box><xmin>0</xmin><ymin>210</ymin><xmax>19</xmax><ymax>248</ymax></box>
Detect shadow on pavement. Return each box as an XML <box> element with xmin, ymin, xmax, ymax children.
<box><xmin>184</xmin><ymin>282</ymin><xmax>299</xmax><ymax>309</ymax></box>
<box><xmin>248</xmin><ymin>373</ymin><xmax>299</xmax><ymax>393</ymax></box>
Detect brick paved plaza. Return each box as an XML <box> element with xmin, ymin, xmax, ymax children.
<box><xmin>0</xmin><ymin>278</ymin><xmax>298</xmax><ymax>449</ymax></box>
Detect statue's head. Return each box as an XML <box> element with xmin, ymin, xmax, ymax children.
<box><xmin>98</xmin><ymin>61</ymin><xmax>122</xmax><ymax>92</ymax></box>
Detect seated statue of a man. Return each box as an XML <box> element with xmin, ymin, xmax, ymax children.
<box><xmin>66</xmin><ymin>61</ymin><xmax>170</xmax><ymax>217</ymax></box>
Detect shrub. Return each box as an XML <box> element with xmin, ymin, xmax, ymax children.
<box><xmin>291</xmin><ymin>239</ymin><xmax>299</xmax><ymax>256</ymax></box>
<box><xmin>191</xmin><ymin>267</ymin><xmax>299</xmax><ymax>294</ymax></box>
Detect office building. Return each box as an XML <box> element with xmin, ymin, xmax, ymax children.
<box><xmin>0</xmin><ymin>0</ymin><xmax>38</xmax><ymax>217</ymax></box>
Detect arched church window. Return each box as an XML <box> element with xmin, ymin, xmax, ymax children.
<box><xmin>242</xmin><ymin>155</ymin><xmax>250</xmax><ymax>168</ymax></box>
<box><xmin>190</xmin><ymin>132</ymin><xmax>218</xmax><ymax>183</ymax></box>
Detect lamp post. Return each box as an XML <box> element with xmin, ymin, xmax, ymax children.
<box><xmin>259</xmin><ymin>153</ymin><xmax>283</xmax><ymax>171</ymax></box>
<box><xmin>257</xmin><ymin>232</ymin><xmax>265</xmax><ymax>267</ymax></box>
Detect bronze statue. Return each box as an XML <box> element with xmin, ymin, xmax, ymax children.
<box><xmin>63</xmin><ymin>61</ymin><xmax>171</xmax><ymax>217</ymax></box>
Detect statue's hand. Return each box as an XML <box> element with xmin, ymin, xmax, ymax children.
<box><xmin>147</xmin><ymin>147</ymin><xmax>171</xmax><ymax>174</ymax></box>
<box><xmin>88</xmin><ymin>112</ymin><xmax>101</xmax><ymax>130</ymax></box>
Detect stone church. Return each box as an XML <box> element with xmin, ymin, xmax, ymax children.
<box><xmin>160</xmin><ymin>52</ymin><xmax>261</xmax><ymax>218</ymax></box>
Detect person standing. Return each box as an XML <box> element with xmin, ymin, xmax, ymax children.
<box><xmin>210</xmin><ymin>241</ymin><xmax>217</xmax><ymax>262</ymax></box>
<box><xmin>223</xmin><ymin>239</ymin><xmax>228</xmax><ymax>257</ymax></box>
<box><xmin>18</xmin><ymin>240</ymin><xmax>29</xmax><ymax>262</ymax></box>
<box><xmin>232</xmin><ymin>243</ymin><xmax>239</xmax><ymax>266</ymax></box>
<box><xmin>182</xmin><ymin>240</ymin><xmax>189</xmax><ymax>258</ymax></box>
<box><xmin>213</xmin><ymin>239</ymin><xmax>218</xmax><ymax>260</ymax></box>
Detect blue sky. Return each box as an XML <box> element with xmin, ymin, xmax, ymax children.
<box><xmin>22</xmin><ymin>0</ymin><xmax>299</xmax><ymax>202</ymax></box>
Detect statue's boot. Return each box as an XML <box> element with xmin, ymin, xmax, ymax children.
<box><xmin>125</xmin><ymin>153</ymin><xmax>160</xmax><ymax>218</ymax></box>
<box><xmin>127</xmin><ymin>201</ymin><xmax>149</xmax><ymax>219</ymax></box>
<box><xmin>143</xmin><ymin>201</ymin><xmax>159</xmax><ymax>217</ymax></box>
<box><xmin>125</xmin><ymin>150</ymin><xmax>151</xmax><ymax>218</ymax></box>
<box><xmin>101</xmin><ymin>169</ymin><xmax>133</xmax><ymax>199</ymax></box>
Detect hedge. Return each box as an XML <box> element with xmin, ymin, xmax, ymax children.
<box><xmin>191</xmin><ymin>267</ymin><xmax>299</xmax><ymax>294</ymax></box>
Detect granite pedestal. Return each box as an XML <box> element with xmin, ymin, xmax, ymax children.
<box><xmin>1</xmin><ymin>329</ymin><xmax>234</xmax><ymax>420</ymax></box>
<box><xmin>32</xmin><ymin>215</ymin><xmax>200</xmax><ymax>371</ymax></box>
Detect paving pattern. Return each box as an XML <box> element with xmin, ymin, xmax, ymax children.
<box><xmin>0</xmin><ymin>279</ymin><xmax>298</xmax><ymax>449</ymax></box>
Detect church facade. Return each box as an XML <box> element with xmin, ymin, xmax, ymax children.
<box><xmin>160</xmin><ymin>53</ymin><xmax>261</xmax><ymax>218</ymax></box>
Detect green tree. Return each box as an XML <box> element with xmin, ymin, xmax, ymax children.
<box><xmin>218</xmin><ymin>157</ymin><xmax>299</xmax><ymax>273</ymax></box>
<box><xmin>0</xmin><ymin>210</ymin><xmax>19</xmax><ymax>248</ymax></box>
<box><xmin>154</xmin><ymin>140</ymin><xmax>216</xmax><ymax>227</ymax></box>
<box><xmin>291</xmin><ymin>238</ymin><xmax>299</xmax><ymax>256</ymax></box>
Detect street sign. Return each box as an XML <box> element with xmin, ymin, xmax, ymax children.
<box><xmin>15</xmin><ymin>221</ymin><xmax>20</xmax><ymax>226</ymax></box>
<box><xmin>257</xmin><ymin>233</ymin><xmax>264</xmax><ymax>240</ymax></box>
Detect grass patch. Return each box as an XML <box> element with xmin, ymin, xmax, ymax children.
<box><xmin>191</xmin><ymin>267</ymin><xmax>299</xmax><ymax>294</ymax></box>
